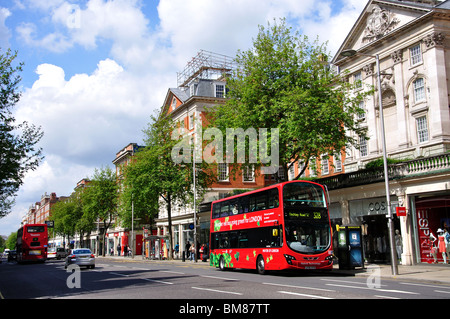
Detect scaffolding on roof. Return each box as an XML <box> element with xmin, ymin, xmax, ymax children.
<box><xmin>177</xmin><ymin>50</ymin><xmax>235</xmax><ymax>88</ymax></box>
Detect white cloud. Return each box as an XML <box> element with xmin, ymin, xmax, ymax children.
<box><xmin>68</xmin><ymin>0</ymin><xmax>150</xmax><ymax>49</ymax></box>
<box><xmin>15</xmin><ymin>58</ymin><xmax>155</xmax><ymax>168</ymax></box>
<box><xmin>300</xmin><ymin>0</ymin><xmax>366</xmax><ymax>55</ymax></box>
<box><xmin>6</xmin><ymin>56</ymin><xmax>160</xmax><ymax>235</ymax></box>
<box><xmin>16</xmin><ymin>21</ymin><xmax>73</xmax><ymax>53</ymax></box>
<box><xmin>156</xmin><ymin>0</ymin><xmax>315</xmax><ymax>56</ymax></box>
<box><xmin>0</xmin><ymin>7</ymin><xmax>11</xmax><ymax>48</ymax></box>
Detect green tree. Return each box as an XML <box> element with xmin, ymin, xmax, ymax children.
<box><xmin>73</xmin><ymin>187</ymin><xmax>96</xmax><ymax>247</ymax></box>
<box><xmin>207</xmin><ymin>19</ymin><xmax>370</xmax><ymax>180</ymax></box>
<box><xmin>5</xmin><ymin>232</ymin><xmax>17</xmax><ymax>250</ymax></box>
<box><xmin>83</xmin><ymin>167</ymin><xmax>118</xmax><ymax>256</ymax></box>
<box><xmin>0</xmin><ymin>235</ymin><xmax>5</xmax><ymax>252</ymax></box>
<box><xmin>120</xmin><ymin>113</ymin><xmax>215</xmax><ymax>259</ymax></box>
<box><xmin>52</xmin><ymin>188</ymin><xmax>94</xmax><ymax>248</ymax></box>
<box><xmin>52</xmin><ymin>197</ymin><xmax>78</xmax><ymax>248</ymax></box>
<box><xmin>0</xmin><ymin>48</ymin><xmax>44</xmax><ymax>218</ymax></box>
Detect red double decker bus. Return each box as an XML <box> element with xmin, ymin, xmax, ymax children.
<box><xmin>210</xmin><ymin>180</ymin><xmax>333</xmax><ymax>274</ymax></box>
<box><xmin>16</xmin><ymin>224</ymin><xmax>49</xmax><ymax>263</ymax></box>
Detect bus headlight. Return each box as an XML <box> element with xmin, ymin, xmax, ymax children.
<box><xmin>284</xmin><ymin>254</ymin><xmax>296</xmax><ymax>265</ymax></box>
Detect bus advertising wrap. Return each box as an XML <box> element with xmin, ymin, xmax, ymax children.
<box><xmin>213</xmin><ymin>211</ymin><xmax>279</xmax><ymax>232</ymax></box>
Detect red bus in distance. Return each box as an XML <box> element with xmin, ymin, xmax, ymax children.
<box><xmin>210</xmin><ymin>180</ymin><xmax>333</xmax><ymax>274</ymax></box>
<box><xmin>16</xmin><ymin>224</ymin><xmax>48</xmax><ymax>263</ymax></box>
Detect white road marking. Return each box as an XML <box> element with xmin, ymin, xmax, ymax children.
<box><xmin>325</xmin><ymin>283</ymin><xmax>419</xmax><ymax>295</ymax></box>
<box><xmin>263</xmin><ymin>282</ymin><xmax>335</xmax><ymax>292</ymax></box>
<box><xmin>278</xmin><ymin>291</ymin><xmax>333</xmax><ymax>299</ymax></box>
<box><xmin>200</xmin><ymin>275</ymin><xmax>239</xmax><ymax>281</ymax></box>
<box><xmin>142</xmin><ymin>278</ymin><xmax>173</xmax><ymax>285</ymax></box>
<box><xmin>191</xmin><ymin>286</ymin><xmax>243</xmax><ymax>295</ymax></box>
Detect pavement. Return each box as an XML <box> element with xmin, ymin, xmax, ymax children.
<box><xmin>349</xmin><ymin>263</ymin><xmax>450</xmax><ymax>285</ymax></box>
<box><xmin>97</xmin><ymin>255</ymin><xmax>450</xmax><ymax>285</ymax></box>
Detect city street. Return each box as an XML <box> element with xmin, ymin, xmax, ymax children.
<box><xmin>2</xmin><ymin>256</ymin><xmax>450</xmax><ymax>304</ymax></box>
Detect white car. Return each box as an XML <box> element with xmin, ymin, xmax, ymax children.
<box><xmin>48</xmin><ymin>247</ymin><xmax>67</xmax><ymax>260</ymax></box>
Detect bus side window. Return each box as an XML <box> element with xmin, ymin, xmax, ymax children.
<box><xmin>220</xmin><ymin>203</ymin><xmax>230</xmax><ymax>217</ymax></box>
<box><xmin>230</xmin><ymin>199</ymin><xmax>238</xmax><ymax>215</ymax></box>
<box><xmin>249</xmin><ymin>194</ymin><xmax>257</xmax><ymax>211</ymax></box>
<box><xmin>221</xmin><ymin>235</ymin><xmax>230</xmax><ymax>248</ymax></box>
<box><xmin>238</xmin><ymin>231</ymin><xmax>248</xmax><ymax>248</ymax></box>
<box><xmin>255</xmin><ymin>191</ymin><xmax>268</xmax><ymax>211</ymax></box>
<box><xmin>212</xmin><ymin>233</ymin><xmax>219</xmax><ymax>249</ymax></box>
<box><xmin>229</xmin><ymin>232</ymin><xmax>238</xmax><ymax>248</ymax></box>
<box><xmin>239</xmin><ymin>197</ymin><xmax>249</xmax><ymax>214</ymax></box>
<box><xmin>269</xmin><ymin>189</ymin><xmax>279</xmax><ymax>208</ymax></box>
<box><xmin>212</xmin><ymin>203</ymin><xmax>220</xmax><ymax>219</ymax></box>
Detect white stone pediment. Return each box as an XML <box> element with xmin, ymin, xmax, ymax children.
<box><xmin>334</xmin><ymin>0</ymin><xmax>433</xmax><ymax>61</ymax></box>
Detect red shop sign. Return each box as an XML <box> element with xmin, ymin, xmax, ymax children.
<box><xmin>396</xmin><ymin>207</ymin><xmax>407</xmax><ymax>217</ymax></box>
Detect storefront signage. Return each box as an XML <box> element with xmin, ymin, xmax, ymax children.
<box><xmin>396</xmin><ymin>207</ymin><xmax>407</xmax><ymax>217</ymax></box>
<box><xmin>368</xmin><ymin>201</ymin><xmax>386</xmax><ymax>214</ymax></box>
<box><xmin>348</xmin><ymin>196</ymin><xmax>399</xmax><ymax>218</ymax></box>
<box><xmin>416</xmin><ymin>209</ymin><xmax>434</xmax><ymax>263</ymax></box>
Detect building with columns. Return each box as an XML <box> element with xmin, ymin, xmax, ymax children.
<box><xmin>325</xmin><ymin>0</ymin><xmax>450</xmax><ymax>265</ymax></box>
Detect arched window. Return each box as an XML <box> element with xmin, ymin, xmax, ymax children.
<box><xmin>413</xmin><ymin>78</ymin><xmax>425</xmax><ymax>103</ymax></box>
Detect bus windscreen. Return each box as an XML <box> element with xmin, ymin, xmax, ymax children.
<box><xmin>283</xmin><ymin>183</ymin><xmax>331</xmax><ymax>254</ymax></box>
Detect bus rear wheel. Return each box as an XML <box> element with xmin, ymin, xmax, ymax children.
<box><xmin>257</xmin><ymin>255</ymin><xmax>266</xmax><ymax>275</ymax></box>
<box><xmin>219</xmin><ymin>256</ymin><xmax>226</xmax><ymax>271</ymax></box>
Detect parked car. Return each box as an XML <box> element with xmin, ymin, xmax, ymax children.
<box><xmin>65</xmin><ymin>248</ymin><xmax>95</xmax><ymax>269</ymax></box>
<box><xmin>48</xmin><ymin>248</ymin><xmax>57</xmax><ymax>259</ymax></box>
<box><xmin>48</xmin><ymin>247</ymin><xmax>67</xmax><ymax>260</ymax></box>
<box><xmin>7</xmin><ymin>250</ymin><xmax>17</xmax><ymax>262</ymax></box>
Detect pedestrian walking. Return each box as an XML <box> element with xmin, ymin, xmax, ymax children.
<box><xmin>185</xmin><ymin>242</ymin><xmax>190</xmax><ymax>260</ymax></box>
<box><xmin>190</xmin><ymin>243</ymin><xmax>195</xmax><ymax>262</ymax></box>
<box><xmin>175</xmin><ymin>243</ymin><xmax>179</xmax><ymax>259</ymax></box>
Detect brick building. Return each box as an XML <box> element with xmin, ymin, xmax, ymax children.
<box><xmin>23</xmin><ymin>192</ymin><xmax>64</xmax><ymax>226</ymax></box>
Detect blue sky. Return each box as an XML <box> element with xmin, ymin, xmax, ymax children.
<box><xmin>0</xmin><ymin>0</ymin><xmax>366</xmax><ymax>236</ymax></box>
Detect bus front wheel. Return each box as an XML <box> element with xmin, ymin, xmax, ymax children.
<box><xmin>257</xmin><ymin>255</ymin><xmax>266</xmax><ymax>275</ymax></box>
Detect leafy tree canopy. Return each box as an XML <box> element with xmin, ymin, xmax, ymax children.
<box><xmin>207</xmin><ymin>19</ymin><xmax>370</xmax><ymax>180</ymax></box>
<box><xmin>0</xmin><ymin>48</ymin><xmax>44</xmax><ymax>218</ymax></box>
<box><xmin>120</xmin><ymin>113</ymin><xmax>216</xmax><ymax>259</ymax></box>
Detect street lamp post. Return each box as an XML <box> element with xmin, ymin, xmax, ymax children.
<box><xmin>340</xmin><ymin>49</ymin><xmax>398</xmax><ymax>276</ymax></box>
<box><xmin>193</xmin><ymin>133</ymin><xmax>198</xmax><ymax>263</ymax></box>
<box><xmin>131</xmin><ymin>196</ymin><xmax>134</xmax><ymax>259</ymax></box>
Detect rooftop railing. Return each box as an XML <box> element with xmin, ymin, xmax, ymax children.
<box><xmin>317</xmin><ymin>153</ymin><xmax>450</xmax><ymax>190</ymax></box>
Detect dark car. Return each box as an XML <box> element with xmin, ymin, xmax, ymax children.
<box><xmin>7</xmin><ymin>250</ymin><xmax>17</xmax><ymax>262</ymax></box>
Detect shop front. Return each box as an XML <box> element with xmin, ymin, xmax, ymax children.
<box><xmin>156</xmin><ymin>210</ymin><xmax>211</xmax><ymax>260</ymax></box>
<box><xmin>413</xmin><ymin>194</ymin><xmax>450</xmax><ymax>264</ymax></box>
<box><xmin>329</xmin><ymin>196</ymin><xmax>400</xmax><ymax>265</ymax></box>
<box><xmin>350</xmin><ymin>197</ymin><xmax>400</xmax><ymax>264</ymax></box>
